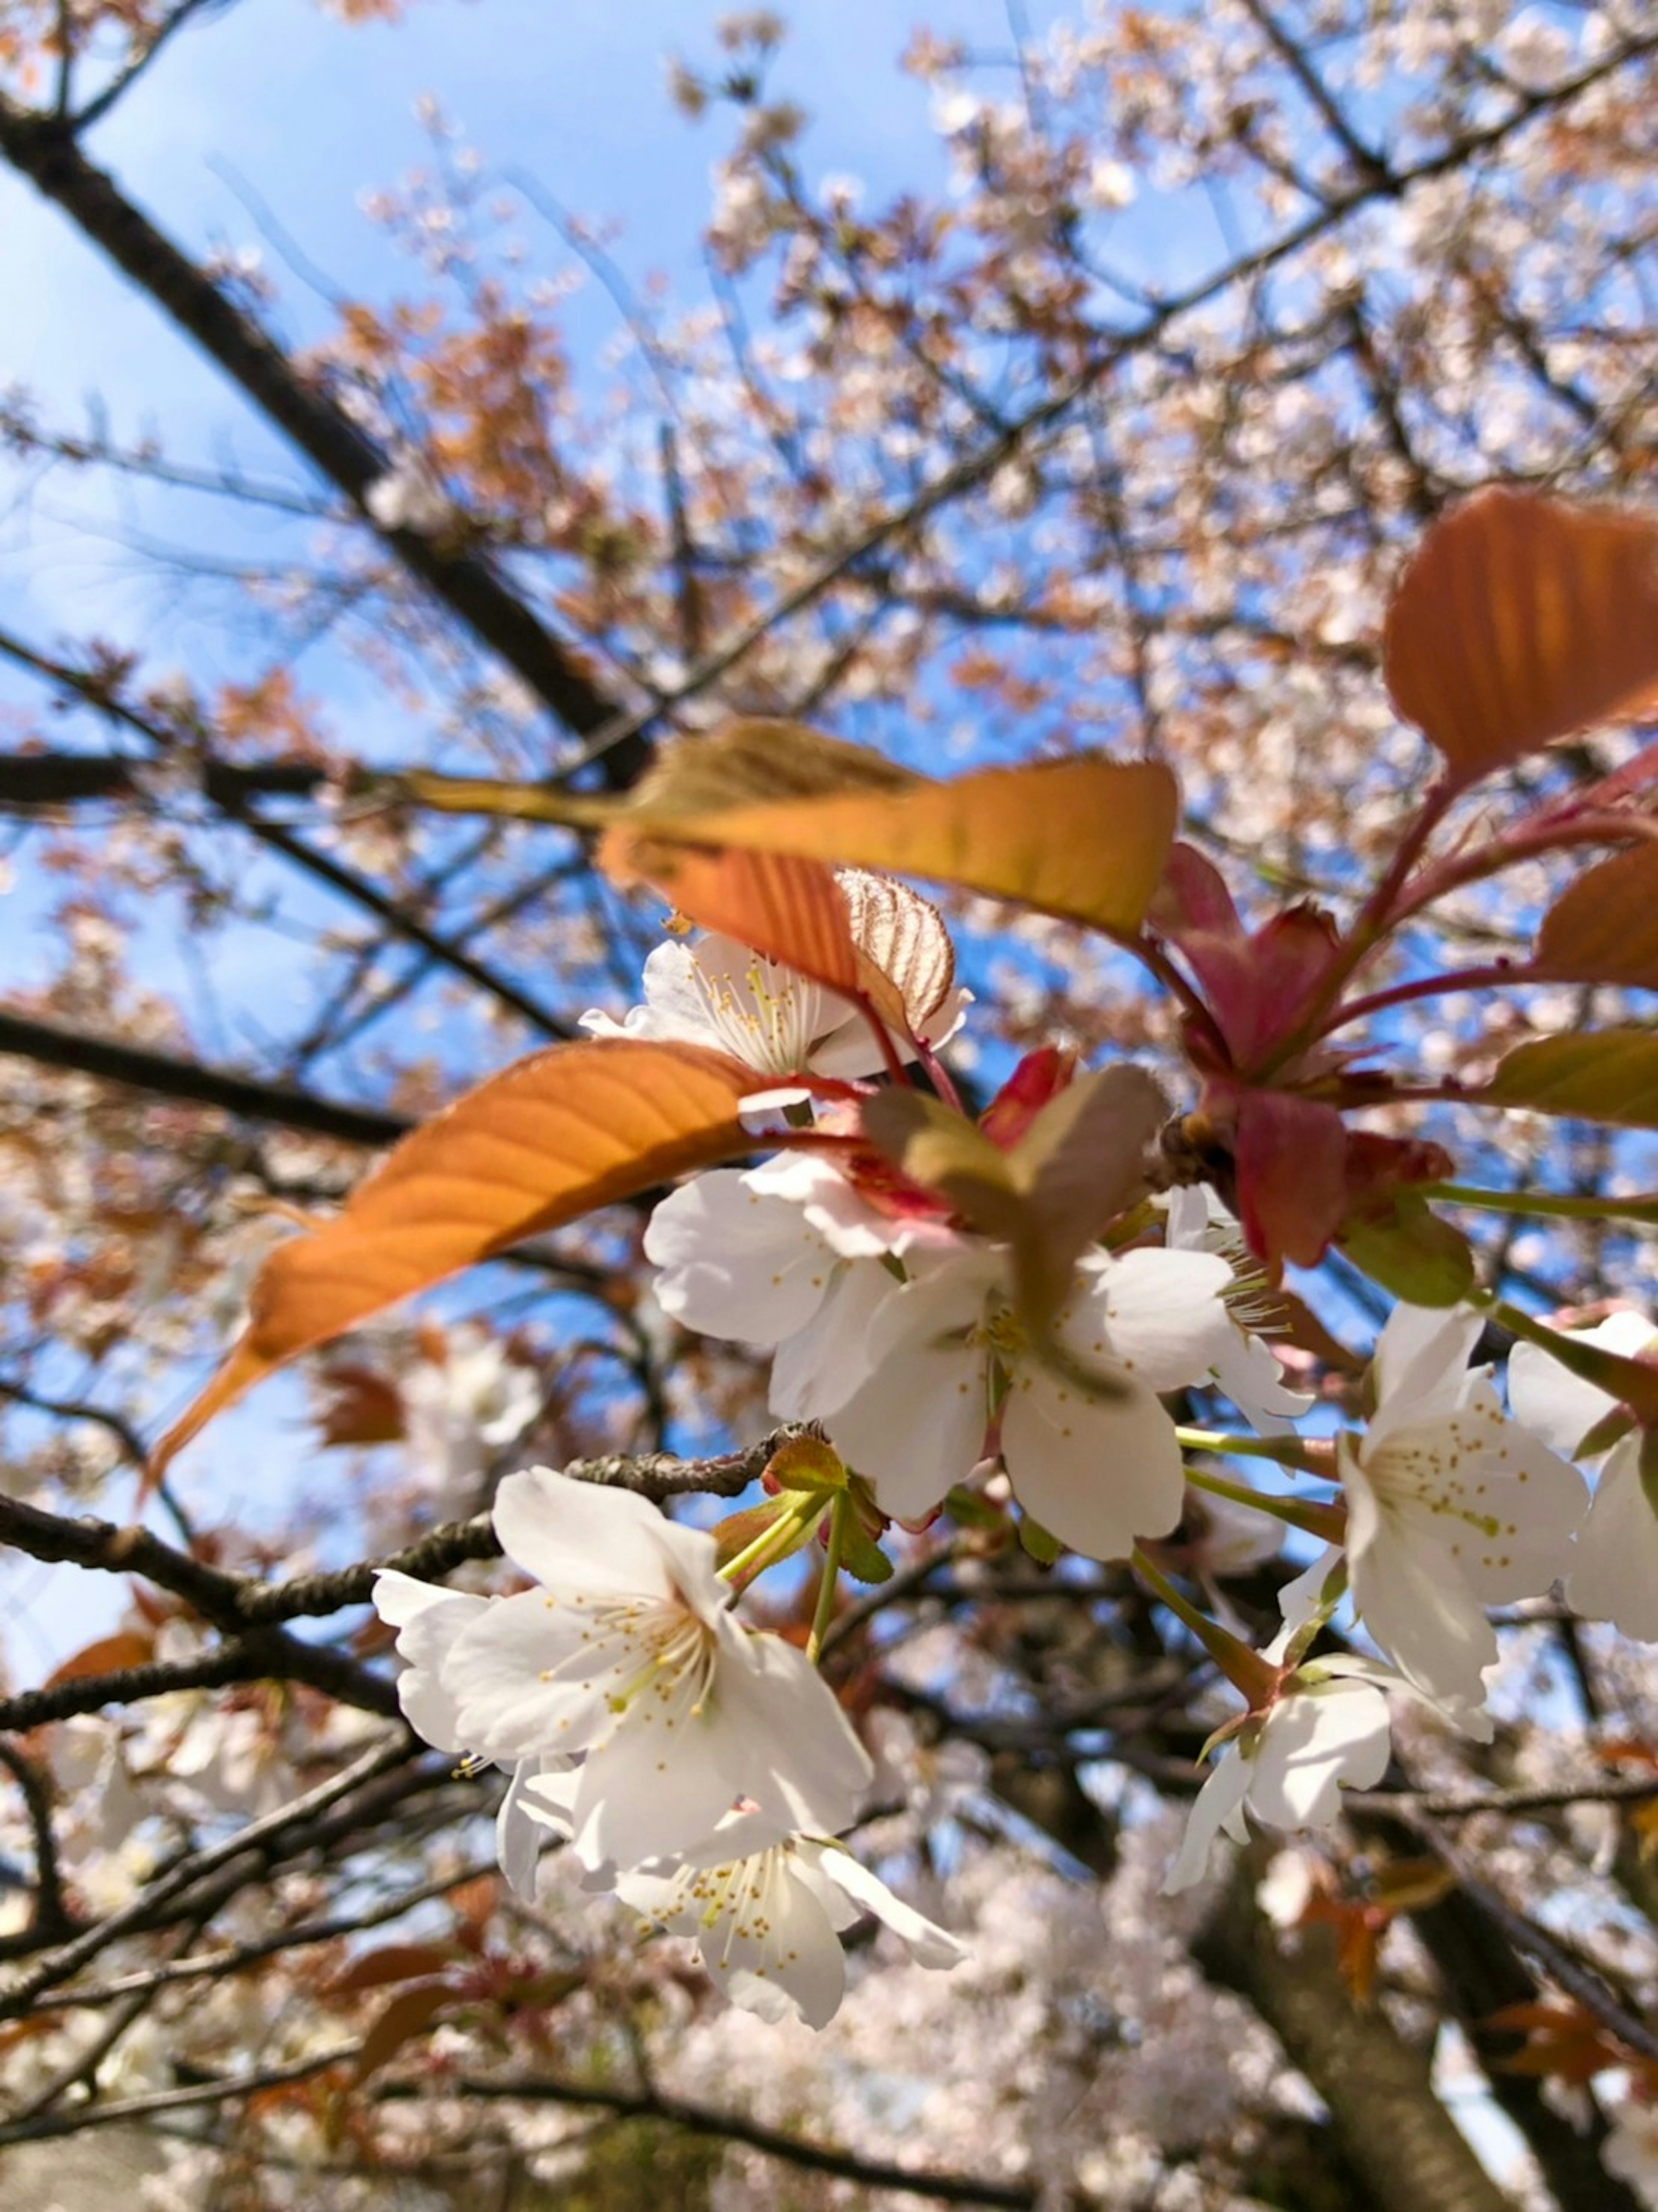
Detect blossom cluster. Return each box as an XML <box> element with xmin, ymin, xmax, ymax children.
<box><xmin>383</xmin><ymin>906</ymin><xmax>1658</xmax><ymax>2026</ymax></box>
<box><xmin>376</xmin><ymin>1466</ymin><xmax>963</xmax><ymax>2028</ymax></box>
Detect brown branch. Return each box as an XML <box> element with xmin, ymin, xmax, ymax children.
<box><xmin>0</xmin><ymin>1736</ymin><xmax>428</xmax><ymax>2016</ymax></box>
<box><xmin>0</xmin><ymin>1740</ymin><xmax>71</xmax><ymax>1941</ymax></box>
<box><xmin>15</xmin><ymin>1860</ymin><xmax>495</xmax><ymax>2014</ymax></box>
<box><xmin>383</xmin><ymin>2074</ymin><xmax>1042</xmax><ymax>2209</ymax></box>
<box><xmin>0</xmin><ymin>635</ymin><xmax>576</xmax><ymax>1040</ymax></box>
<box><xmin>0</xmin><ymin>1633</ymin><xmax>397</xmax><ymax>1734</ymax></box>
<box><xmin>0</xmin><ymin>748</ymin><xmax>330</xmax><ymax>810</ymax></box>
<box><xmin>0</xmin><ymin>1008</ymin><xmax>410</xmax><ymax>1146</ymax></box>
<box><xmin>237</xmin><ymin>1427</ymin><xmax>812</xmax><ymax>1623</ymax></box>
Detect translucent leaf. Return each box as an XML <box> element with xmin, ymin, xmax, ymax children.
<box><xmin>325</xmin><ymin>1943</ymin><xmax>459</xmax><ymax>1996</ymax></box>
<box><xmin>150</xmin><ymin>1040</ymin><xmax>758</xmax><ymax>1474</ymax></box>
<box><xmin>838</xmin><ymin>868</ymin><xmax>959</xmax><ymax>1039</ymax></box>
<box><xmin>623</xmin><ymin>843</ymin><xmax>865</xmax><ymax>1000</ymax></box>
<box><xmin>611</xmin><ymin>753</ymin><xmax>1180</xmax><ymax>938</ymax></box>
<box><xmin>864</xmin><ymin>1064</ymin><xmax>1165</xmax><ymax>1325</ymax></box>
<box><xmin>43</xmin><ymin>1631</ymin><xmax>155</xmax><ymax>1689</ymax></box>
<box><xmin>625</xmin><ymin>718</ymin><xmax>915</xmax><ymax>813</ymax></box>
<box><xmin>1384</xmin><ymin>490</ymin><xmax>1658</xmax><ymax>780</ymax></box>
<box><xmin>1338</xmin><ymin>1193</ymin><xmax>1476</xmax><ymax>1306</ymax></box>
<box><xmin>1484</xmin><ymin>1028</ymin><xmax>1658</xmax><ymax>1127</ymax></box>
<box><xmin>1535</xmin><ymin>846</ymin><xmax>1658</xmax><ymax>989</ymax></box>
<box><xmin>349</xmin><ymin>1983</ymin><xmax>450</xmax><ymax>2085</ymax></box>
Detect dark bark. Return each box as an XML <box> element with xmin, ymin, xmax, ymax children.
<box><xmin>0</xmin><ymin>1008</ymin><xmax>409</xmax><ymax>1145</ymax></box>
<box><xmin>1195</xmin><ymin>1846</ymin><xmax>1518</xmax><ymax>2212</ymax></box>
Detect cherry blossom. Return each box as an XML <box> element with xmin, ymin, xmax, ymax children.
<box><xmin>1161</xmin><ymin>1185</ymin><xmax>1314</xmax><ymax>1431</ymax></box>
<box><xmin>825</xmin><ymin>1241</ymin><xmax>1256</xmax><ymax>1559</ymax></box>
<box><xmin>1508</xmin><ymin>1310</ymin><xmax>1658</xmax><ymax>1641</ymax></box>
<box><xmin>581</xmin><ymin>929</ymin><xmax>964</xmax><ymax>1087</ymax></box>
<box><xmin>644</xmin><ymin>1149</ymin><xmax>959</xmax><ymax>1419</ymax></box>
<box><xmin>1604</xmin><ymin>2098</ymin><xmax>1658</xmax><ymax>2211</ymax></box>
<box><xmin>373</xmin><ymin>1567</ymin><xmax>570</xmax><ymax>1899</ymax></box>
<box><xmin>1163</xmin><ymin>1665</ymin><xmax>1393</xmax><ymax>1892</ymax></box>
<box><xmin>1338</xmin><ymin>1304</ymin><xmax>1588</xmax><ymax>1719</ymax></box>
<box><xmin>417</xmin><ymin>1468</ymin><xmax>873</xmax><ymax>1870</ymax></box>
<box><xmin>400</xmin><ymin>1325</ymin><xmax>542</xmax><ymax>1501</ymax></box>
<box><xmin>614</xmin><ymin>1808</ymin><xmax>965</xmax><ymax>2028</ymax></box>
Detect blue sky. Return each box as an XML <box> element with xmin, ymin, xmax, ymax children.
<box><xmin>0</xmin><ymin>0</ymin><xmax>1088</xmax><ymax>1658</ymax></box>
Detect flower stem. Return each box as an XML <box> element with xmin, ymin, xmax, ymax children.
<box><xmin>1428</xmin><ymin>1181</ymin><xmax>1658</xmax><ymax>1226</ymax></box>
<box><xmin>719</xmin><ymin>1498</ymin><xmax>825</xmax><ymax>1593</ymax></box>
<box><xmin>1131</xmin><ymin>1547</ymin><xmax>1278</xmax><ymax>1705</ymax></box>
<box><xmin>806</xmin><ymin>1494</ymin><xmax>849</xmax><ymax>1664</ymax></box>
<box><xmin>1176</xmin><ymin>1426</ymin><xmax>1334</xmax><ymax>1477</ymax></box>
<box><xmin>1184</xmin><ymin>1464</ymin><xmax>1346</xmax><ymax>1543</ymax></box>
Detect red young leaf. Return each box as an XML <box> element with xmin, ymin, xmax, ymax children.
<box><xmin>1231</xmin><ymin>1090</ymin><xmax>1351</xmax><ymax>1270</ymax></box>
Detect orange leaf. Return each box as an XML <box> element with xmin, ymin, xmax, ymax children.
<box><xmin>1384</xmin><ymin>490</ymin><xmax>1658</xmax><ymax>781</ymax></box>
<box><xmin>43</xmin><ymin>1631</ymin><xmax>156</xmax><ymax>1689</ymax></box>
<box><xmin>349</xmin><ymin>1982</ymin><xmax>450</xmax><ymax>2085</ymax></box>
<box><xmin>617</xmin><ymin>842</ymin><xmax>865</xmax><ymax>1001</ymax></box>
<box><xmin>613</xmin><ymin>754</ymin><xmax>1180</xmax><ymax>939</ymax></box>
<box><xmin>149</xmin><ymin>1039</ymin><xmax>758</xmax><ymax>1475</ymax></box>
<box><xmin>316</xmin><ymin>1365</ymin><xmax>407</xmax><ymax>1448</ymax></box>
<box><xmin>325</xmin><ymin>1943</ymin><xmax>459</xmax><ymax>1997</ymax></box>
<box><xmin>1535</xmin><ymin>845</ymin><xmax>1658</xmax><ymax>989</ymax></box>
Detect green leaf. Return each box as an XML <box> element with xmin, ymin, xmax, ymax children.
<box><xmin>943</xmin><ymin>1484</ymin><xmax>1009</xmax><ymax>1532</ymax></box>
<box><xmin>1484</xmin><ymin>1029</ymin><xmax>1658</xmax><ymax>1128</ymax></box>
<box><xmin>837</xmin><ymin>1520</ymin><xmax>894</xmax><ymax>1585</ymax></box>
<box><xmin>1338</xmin><ymin>1194</ymin><xmax>1476</xmax><ymax>1306</ymax></box>
<box><xmin>1018</xmin><ymin>1512</ymin><xmax>1062</xmax><ymax>1566</ymax></box>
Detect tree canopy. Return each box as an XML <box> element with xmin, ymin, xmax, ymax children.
<box><xmin>2</xmin><ymin>5</ymin><xmax>1658</xmax><ymax>2208</ymax></box>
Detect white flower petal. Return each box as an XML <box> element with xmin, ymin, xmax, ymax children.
<box><xmin>1278</xmin><ymin>1543</ymin><xmax>1345</xmax><ymax>1636</ymax></box>
<box><xmin>1568</xmin><ymin>1436</ymin><xmax>1658</xmax><ymax>1640</ymax></box>
<box><xmin>1246</xmin><ymin>1680</ymin><xmax>1392</xmax><ymax>1830</ymax></box>
<box><xmin>1509</xmin><ymin>1312</ymin><xmax>1658</xmax><ymax>1455</ymax></box>
<box><xmin>444</xmin><ymin>1588</ymin><xmax>619</xmax><ymax>1761</ymax></box>
<box><xmin>496</xmin><ymin>1759</ymin><xmax>548</xmax><ymax>1900</ymax></box>
<box><xmin>1344</xmin><ymin>1447</ymin><xmax>1498</xmax><ymax>1708</ymax></box>
<box><xmin>1000</xmin><ymin>1363</ymin><xmax>1183</xmax><ymax>1561</ymax></box>
<box><xmin>645</xmin><ymin>1172</ymin><xmax>838</xmax><ymax>1344</ymax></box>
<box><xmin>1082</xmin><ymin>1246</ymin><xmax>1236</xmax><ymax>1391</ymax></box>
<box><xmin>624</xmin><ymin>1843</ymin><xmax>850</xmax><ymax>2029</ymax></box>
<box><xmin>1164</xmin><ymin>1749</ymin><xmax>1252</xmax><ymax>1893</ymax></box>
<box><xmin>769</xmin><ymin>1258</ymin><xmax>905</xmax><ymax>1421</ymax></box>
<box><xmin>807</xmin><ymin>1845</ymin><xmax>967</xmax><ymax>1969</ymax></box>
<box><xmin>1369</xmin><ymin>1302</ymin><xmax>1484</xmax><ymax>1438</ymax></box>
<box><xmin>492</xmin><ymin>1467</ymin><xmax>678</xmax><ymax>1599</ymax></box>
<box><xmin>826</xmin><ymin>1262</ymin><xmax>998</xmax><ymax>1518</ymax></box>
<box><xmin>371</xmin><ymin>1573</ymin><xmax>487</xmax><ymax>1753</ymax></box>
<box><xmin>569</xmin><ymin>1718</ymin><xmax>742</xmax><ymax>1872</ymax></box>
<box><xmin>704</xmin><ymin>1625</ymin><xmax>874</xmax><ymax>1839</ymax></box>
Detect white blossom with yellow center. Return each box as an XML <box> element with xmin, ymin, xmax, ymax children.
<box><xmin>430</xmin><ymin>1469</ymin><xmax>873</xmax><ymax>1871</ymax></box>
<box><xmin>615</xmin><ymin>1810</ymin><xmax>965</xmax><ymax>2028</ymax></box>
<box><xmin>1339</xmin><ymin>1303</ymin><xmax>1588</xmax><ymax>1724</ymax></box>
